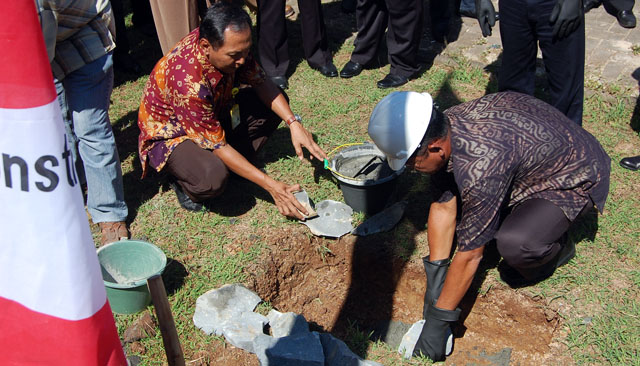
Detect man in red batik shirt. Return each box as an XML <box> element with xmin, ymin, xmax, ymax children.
<box><xmin>138</xmin><ymin>2</ymin><xmax>326</xmax><ymax>218</ymax></box>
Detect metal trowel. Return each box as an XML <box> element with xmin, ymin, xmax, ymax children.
<box><xmin>293</xmin><ymin>189</ymin><xmax>318</xmax><ymax>219</ymax></box>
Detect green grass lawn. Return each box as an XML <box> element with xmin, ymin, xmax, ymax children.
<box><xmin>106</xmin><ymin>2</ymin><xmax>640</xmax><ymax>365</ymax></box>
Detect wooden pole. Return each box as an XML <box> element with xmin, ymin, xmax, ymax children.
<box><xmin>147</xmin><ymin>274</ymin><xmax>185</xmax><ymax>366</ymax></box>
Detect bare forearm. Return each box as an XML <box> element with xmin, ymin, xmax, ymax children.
<box><xmin>213</xmin><ymin>144</ymin><xmax>273</xmax><ymax>190</ymax></box>
<box><xmin>254</xmin><ymin>80</ymin><xmax>294</xmax><ymax>121</ymax></box>
<box><xmin>434</xmin><ymin>247</ymin><xmax>483</xmax><ymax>310</ymax></box>
<box><xmin>427</xmin><ymin>198</ymin><xmax>457</xmax><ymax>261</ymax></box>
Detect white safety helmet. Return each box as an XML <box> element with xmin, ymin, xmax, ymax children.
<box><xmin>367</xmin><ymin>91</ymin><xmax>433</xmax><ymax>171</ymax></box>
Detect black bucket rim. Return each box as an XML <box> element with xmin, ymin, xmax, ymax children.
<box><xmin>329</xmin><ymin>142</ymin><xmax>404</xmax><ymax>187</ymax></box>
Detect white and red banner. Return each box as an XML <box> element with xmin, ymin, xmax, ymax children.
<box><xmin>0</xmin><ymin>1</ymin><xmax>126</xmax><ymax>365</ymax></box>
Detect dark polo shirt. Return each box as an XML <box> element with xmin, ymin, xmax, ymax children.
<box><xmin>432</xmin><ymin>92</ymin><xmax>611</xmax><ymax>251</ymax></box>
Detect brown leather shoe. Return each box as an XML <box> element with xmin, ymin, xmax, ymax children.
<box><xmin>99</xmin><ymin>221</ymin><xmax>129</xmax><ymax>246</ymax></box>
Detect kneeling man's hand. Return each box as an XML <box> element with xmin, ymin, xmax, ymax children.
<box><xmin>266</xmin><ymin>180</ymin><xmax>308</xmax><ymax>220</ymax></box>
<box><xmin>289</xmin><ymin>123</ymin><xmax>327</xmax><ymax>162</ymax></box>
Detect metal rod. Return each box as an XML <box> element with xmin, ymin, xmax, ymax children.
<box><xmin>353</xmin><ymin>155</ymin><xmax>381</xmax><ymax>178</ymax></box>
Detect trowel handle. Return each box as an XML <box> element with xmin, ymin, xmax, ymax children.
<box><xmin>147</xmin><ymin>275</ymin><xmax>185</xmax><ymax>366</ymax></box>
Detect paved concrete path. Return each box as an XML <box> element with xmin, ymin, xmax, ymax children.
<box><xmin>434</xmin><ymin>2</ymin><xmax>640</xmax><ymax>92</ymax></box>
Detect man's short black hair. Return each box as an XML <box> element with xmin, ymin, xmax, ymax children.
<box><xmin>199</xmin><ymin>2</ymin><xmax>252</xmax><ymax>49</ymax></box>
<box><xmin>416</xmin><ymin>107</ymin><xmax>450</xmax><ymax>156</ymax></box>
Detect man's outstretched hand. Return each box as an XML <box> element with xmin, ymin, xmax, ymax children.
<box><xmin>265</xmin><ymin>180</ymin><xmax>309</xmax><ymax>220</ymax></box>
<box><xmin>550</xmin><ymin>0</ymin><xmax>582</xmax><ymax>39</ymax></box>
<box><xmin>289</xmin><ymin>122</ymin><xmax>327</xmax><ymax>162</ymax></box>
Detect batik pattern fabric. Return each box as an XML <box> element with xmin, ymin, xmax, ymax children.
<box><xmin>432</xmin><ymin>92</ymin><xmax>611</xmax><ymax>252</ymax></box>
<box><xmin>138</xmin><ymin>28</ymin><xmax>266</xmax><ymax>177</ymax></box>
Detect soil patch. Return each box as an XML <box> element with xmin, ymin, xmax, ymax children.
<box><xmin>246</xmin><ymin>226</ymin><xmax>573</xmax><ymax>365</ymax></box>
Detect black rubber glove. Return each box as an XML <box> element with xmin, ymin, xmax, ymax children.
<box><xmin>549</xmin><ymin>0</ymin><xmax>583</xmax><ymax>39</ymax></box>
<box><xmin>475</xmin><ymin>0</ymin><xmax>496</xmax><ymax>37</ymax></box>
<box><xmin>422</xmin><ymin>257</ymin><xmax>450</xmax><ymax>319</ymax></box>
<box><xmin>413</xmin><ymin>305</ymin><xmax>461</xmax><ymax>361</ymax></box>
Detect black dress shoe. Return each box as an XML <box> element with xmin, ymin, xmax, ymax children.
<box><xmin>620</xmin><ymin>155</ymin><xmax>640</xmax><ymax>170</ymax></box>
<box><xmin>270</xmin><ymin>76</ymin><xmax>288</xmax><ymax>90</ymax></box>
<box><xmin>617</xmin><ymin>10</ymin><xmax>637</xmax><ymax>28</ymax></box>
<box><xmin>170</xmin><ymin>181</ymin><xmax>204</xmax><ymax>212</ymax></box>
<box><xmin>377</xmin><ymin>73</ymin><xmax>409</xmax><ymax>89</ymax></box>
<box><xmin>311</xmin><ymin>62</ymin><xmax>338</xmax><ymax>77</ymax></box>
<box><xmin>339</xmin><ymin>61</ymin><xmax>363</xmax><ymax>78</ymax></box>
<box><xmin>583</xmin><ymin>0</ymin><xmax>602</xmax><ymax>13</ymax></box>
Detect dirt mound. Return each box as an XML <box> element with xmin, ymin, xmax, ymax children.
<box><xmin>248</xmin><ymin>226</ymin><xmax>573</xmax><ymax>365</ymax></box>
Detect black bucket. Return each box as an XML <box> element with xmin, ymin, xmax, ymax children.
<box><xmin>329</xmin><ymin>143</ymin><xmax>404</xmax><ymax>215</ymax></box>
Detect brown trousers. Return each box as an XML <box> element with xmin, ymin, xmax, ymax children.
<box><xmin>164</xmin><ymin>88</ymin><xmax>282</xmax><ymax>202</ymax></box>
<box><xmin>149</xmin><ymin>0</ymin><xmax>201</xmax><ymax>55</ymax></box>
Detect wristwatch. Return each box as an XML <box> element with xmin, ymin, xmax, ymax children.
<box><xmin>285</xmin><ymin>114</ymin><xmax>302</xmax><ymax>126</ymax></box>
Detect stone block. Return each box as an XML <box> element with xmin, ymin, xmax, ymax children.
<box><xmin>267</xmin><ymin>309</ymin><xmax>309</xmax><ymax>338</ymax></box>
<box><xmin>397</xmin><ymin>319</ymin><xmax>424</xmax><ymax>359</ymax></box>
<box><xmin>222</xmin><ymin>311</ymin><xmax>269</xmax><ymax>353</ymax></box>
<box><xmin>193</xmin><ymin>284</ymin><xmax>262</xmax><ymax>336</ymax></box>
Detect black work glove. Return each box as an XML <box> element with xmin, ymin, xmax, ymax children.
<box><xmin>549</xmin><ymin>0</ymin><xmax>583</xmax><ymax>39</ymax></box>
<box><xmin>476</xmin><ymin>0</ymin><xmax>496</xmax><ymax>37</ymax></box>
<box><xmin>413</xmin><ymin>306</ymin><xmax>461</xmax><ymax>361</ymax></box>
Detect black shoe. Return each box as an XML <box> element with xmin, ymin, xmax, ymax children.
<box><xmin>620</xmin><ymin>155</ymin><xmax>640</xmax><ymax>170</ymax></box>
<box><xmin>555</xmin><ymin>236</ymin><xmax>576</xmax><ymax>268</ymax></box>
<box><xmin>270</xmin><ymin>76</ymin><xmax>288</xmax><ymax>90</ymax></box>
<box><xmin>377</xmin><ymin>73</ymin><xmax>409</xmax><ymax>89</ymax></box>
<box><xmin>617</xmin><ymin>10</ymin><xmax>637</xmax><ymax>28</ymax></box>
<box><xmin>170</xmin><ymin>181</ymin><xmax>204</xmax><ymax>212</ymax></box>
<box><xmin>339</xmin><ymin>61</ymin><xmax>363</xmax><ymax>78</ymax></box>
<box><xmin>583</xmin><ymin>0</ymin><xmax>602</xmax><ymax>12</ymax></box>
<box><xmin>310</xmin><ymin>62</ymin><xmax>338</xmax><ymax>77</ymax></box>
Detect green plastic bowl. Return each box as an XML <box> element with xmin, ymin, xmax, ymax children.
<box><xmin>97</xmin><ymin>239</ymin><xmax>167</xmax><ymax>314</ymax></box>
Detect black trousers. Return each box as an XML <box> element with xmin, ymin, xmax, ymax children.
<box><xmin>256</xmin><ymin>0</ymin><xmax>331</xmax><ymax>77</ymax></box>
<box><xmin>350</xmin><ymin>0</ymin><xmax>423</xmax><ymax>78</ymax></box>
<box><xmin>164</xmin><ymin>89</ymin><xmax>281</xmax><ymax>202</ymax></box>
<box><xmin>607</xmin><ymin>0</ymin><xmax>635</xmax><ymax>11</ymax></box>
<box><xmin>498</xmin><ymin>0</ymin><xmax>585</xmax><ymax>125</ymax></box>
<box><xmin>494</xmin><ymin>198</ymin><xmax>589</xmax><ymax>276</ymax></box>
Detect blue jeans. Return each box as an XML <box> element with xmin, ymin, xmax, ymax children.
<box><xmin>55</xmin><ymin>52</ymin><xmax>128</xmax><ymax>223</ymax></box>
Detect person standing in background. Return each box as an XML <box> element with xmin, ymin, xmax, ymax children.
<box><xmin>37</xmin><ymin>0</ymin><xmax>130</xmax><ymax>246</ymax></box>
<box><xmin>256</xmin><ymin>0</ymin><xmax>338</xmax><ymax>90</ymax></box>
<box><xmin>339</xmin><ymin>0</ymin><xmax>424</xmax><ymax>89</ymax></box>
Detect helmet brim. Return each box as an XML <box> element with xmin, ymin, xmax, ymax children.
<box><xmin>387</xmin><ymin>156</ymin><xmax>408</xmax><ymax>171</ymax></box>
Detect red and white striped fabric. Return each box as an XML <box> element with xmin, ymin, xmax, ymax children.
<box><xmin>0</xmin><ymin>1</ymin><xmax>126</xmax><ymax>365</ymax></box>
